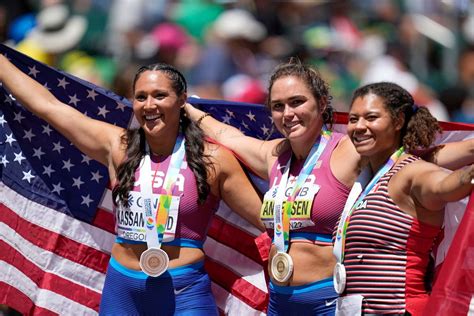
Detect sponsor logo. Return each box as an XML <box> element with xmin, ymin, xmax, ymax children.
<box><xmin>325</xmin><ymin>299</ymin><xmax>337</xmax><ymax>306</ymax></box>
<box><xmin>275</xmin><ymin>223</ymin><xmax>282</xmax><ymax>235</ymax></box>
<box><xmin>146</xmin><ymin>217</ymin><xmax>154</xmax><ymax>229</ymax></box>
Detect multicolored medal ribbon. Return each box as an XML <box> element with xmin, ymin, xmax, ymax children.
<box><xmin>271</xmin><ymin>128</ymin><xmax>331</xmax><ymax>283</ymax></box>
<box><xmin>139</xmin><ymin>135</ymin><xmax>185</xmax><ymax>277</ymax></box>
<box><xmin>332</xmin><ymin>147</ymin><xmax>404</xmax><ymax>293</ymax></box>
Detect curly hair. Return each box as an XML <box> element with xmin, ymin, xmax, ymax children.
<box><xmin>112</xmin><ymin>63</ymin><xmax>212</xmax><ymax>207</ymax></box>
<box><xmin>266</xmin><ymin>58</ymin><xmax>334</xmax><ymax>129</ymax></box>
<box><xmin>351</xmin><ymin>82</ymin><xmax>441</xmax><ymax>151</ymax></box>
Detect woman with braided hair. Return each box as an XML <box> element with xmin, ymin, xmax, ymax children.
<box><xmin>0</xmin><ymin>55</ymin><xmax>264</xmax><ymax>315</ymax></box>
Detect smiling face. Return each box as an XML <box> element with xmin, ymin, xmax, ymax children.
<box><xmin>269</xmin><ymin>76</ymin><xmax>324</xmax><ymax>144</ymax></box>
<box><xmin>348</xmin><ymin>93</ymin><xmax>403</xmax><ymax>160</ymax></box>
<box><xmin>132</xmin><ymin>70</ymin><xmax>185</xmax><ymax>138</ymax></box>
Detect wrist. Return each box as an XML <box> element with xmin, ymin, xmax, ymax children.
<box><xmin>196</xmin><ymin>112</ymin><xmax>211</xmax><ymax>127</ymax></box>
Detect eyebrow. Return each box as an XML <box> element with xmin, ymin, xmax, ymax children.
<box><xmin>270</xmin><ymin>95</ymin><xmax>305</xmax><ymax>104</ymax></box>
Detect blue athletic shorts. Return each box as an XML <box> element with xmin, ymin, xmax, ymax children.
<box><xmin>267</xmin><ymin>277</ymin><xmax>338</xmax><ymax>316</ymax></box>
<box><xmin>99</xmin><ymin>257</ymin><xmax>218</xmax><ymax>315</ymax></box>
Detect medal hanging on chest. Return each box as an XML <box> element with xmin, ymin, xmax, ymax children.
<box><xmin>140</xmin><ymin>247</ymin><xmax>170</xmax><ymax>277</ymax></box>
<box><xmin>332</xmin><ymin>147</ymin><xmax>404</xmax><ymax>293</ymax></box>
<box><xmin>271</xmin><ymin>129</ymin><xmax>331</xmax><ymax>283</ymax></box>
<box><xmin>139</xmin><ymin>136</ymin><xmax>185</xmax><ymax>277</ymax></box>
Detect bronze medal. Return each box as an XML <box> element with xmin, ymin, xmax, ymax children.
<box><xmin>139</xmin><ymin>247</ymin><xmax>169</xmax><ymax>277</ymax></box>
<box><xmin>271</xmin><ymin>252</ymin><xmax>294</xmax><ymax>283</ymax></box>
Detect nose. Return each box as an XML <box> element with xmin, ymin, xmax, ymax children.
<box><xmin>283</xmin><ymin>104</ymin><xmax>294</xmax><ymax>118</ymax></box>
<box><xmin>143</xmin><ymin>95</ymin><xmax>155</xmax><ymax>109</ymax></box>
<box><xmin>353</xmin><ymin>118</ymin><xmax>367</xmax><ymax>132</ymax></box>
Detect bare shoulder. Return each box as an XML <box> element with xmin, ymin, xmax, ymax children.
<box><xmin>330</xmin><ymin>135</ymin><xmax>362</xmax><ymax>186</ymax></box>
<box><xmin>393</xmin><ymin>156</ymin><xmax>441</xmax><ymax>183</ymax></box>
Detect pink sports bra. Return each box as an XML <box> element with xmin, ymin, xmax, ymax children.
<box><xmin>262</xmin><ymin>132</ymin><xmax>350</xmax><ymax>245</ymax></box>
<box><xmin>115</xmin><ymin>153</ymin><xmax>219</xmax><ymax>248</ymax></box>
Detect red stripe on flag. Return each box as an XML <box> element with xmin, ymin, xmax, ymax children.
<box><xmin>208</xmin><ymin>216</ymin><xmax>270</xmax><ymax>265</ymax></box>
<box><xmin>0</xmin><ymin>204</ymin><xmax>109</xmax><ymax>273</ymax></box>
<box><xmin>205</xmin><ymin>258</ymin><xmax>268</xmax><ymax>312</ymax></box>
<box><xmin>92</xmin><ymin>207</ymin><xmax>115</xmax><ymax>234</ymax></box>
<box><xmin>439</xmin><ymin>121</ymin><xmax>474</xmax><ymax>131</ymax></box>
<box><xmin>334</xmin><ymin>111</ymin><xmax>349</xmax><ymax>124</ymax></box>
<box><xmin>1</xmin><ymin>240</ymin><xmax>102</xmax><ymax>311</ymax></box>
<box><xmin>0</xmin><ymin>282</ymin><xmax>57</xmax><ymax>316</ymax></box>
<box><xmin>424</xmin><ymin>192</ymin><xmax>474</xmax><ymax>315</ymax></box>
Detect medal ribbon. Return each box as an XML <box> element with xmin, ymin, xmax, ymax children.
<box><xmin>333</xmin><ymin>147</ymin><xmax>404</xmax><ymax>263</ymax></box>
<box><xmin>141</xmin><ymin>135</ymin><xmax>185</xmax><ymax>250</ymax></box>
<box><xmin>155</xmin><ymin>137</ymin><xmax>185</xmax><ymax>242</ymax></box>
<box><xmin>274</xmin><ymin>128</ymin><xmax>331</xmax><ymax>253</ymax></box>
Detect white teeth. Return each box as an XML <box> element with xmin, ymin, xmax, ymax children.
<box><xmin>354</xmin><ymin>135</ymin><xmax>371</xmax><ymax>142</ymax></box>
<box><xmin>145</xmin><ymin>114</ymin><xmax>160</xmax><ymax>120</ymax></box>
<box><xmin>284</xmin><ymin>121</ymin><xmax>299</xmax><ymax>128</ymax></box>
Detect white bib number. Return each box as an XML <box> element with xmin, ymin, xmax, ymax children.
<box><xmin>116</xmin><ymin>191</ymin><xmax>180</xmax><ymax>242</ymax></box>
<box><xmin>260</xmin><ymin>183</ymin><xmax>320</xmax><ymax>230</ymax></box>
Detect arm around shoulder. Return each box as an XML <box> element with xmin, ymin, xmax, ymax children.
<box><xmin>424</xmin><ymin>138</ymin><xmax>474</xmax><ymax>170</ymax></box>
<box><xmin>209</xmin><ymin>143</ymin><xmax>265</xmax><ymax>232</ymax></box>
<box><xmin>410</xmin><ymin>161</ymin><xmax>473</xmax><ymax>211</ymax></box>
<box><xmin>185</xmin><ymin>102</ymin><xmax>274</xmax><ymax>179</ymax></box>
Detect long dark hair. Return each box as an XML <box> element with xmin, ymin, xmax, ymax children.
<box><xmin>350</xmin><ymin>82</ymin><xmax>441</xmax><ymax>151</ymax></box>
<box><xmin>112</xmin><ymin>63</ymin><xmax>212</xmax><ymax>207</ymax></box>
<box><xmin>266</xmin><ymin>58</ymin><xmax>334</xmax><ymax>129</ymax></box>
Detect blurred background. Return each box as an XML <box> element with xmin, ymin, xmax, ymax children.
<box><xmin>1</xmin><ymin>0</ymin><xmax>473</xmax><ymax>123</ymax></box>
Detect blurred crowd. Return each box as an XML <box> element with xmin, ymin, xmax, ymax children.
<box><xmin>1</xmin><ymin>0</ymin><xmax>473</xmax><ymax>123</ymax></box>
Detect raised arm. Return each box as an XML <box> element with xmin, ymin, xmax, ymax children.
<box><xmin>185</xmin><ymin>102</ymin><xmax>279</xmax><ymax>180</ymax></box>
<box><xmin>408</xmin><ymin>162</ymin><xmax>473</xmax><ymax>211</ymax></box>
<box><xmin>0</xmin><ymin>54</ymin><xmax>124</xmax><ymax>167</ymax></box>
<box><xmin>418</xmin><ymin>138</ymin><xmax>474</xmax><ymax>170</ymax></box>
<box><xmin>209</xmin><ymin>143</ymin><xmax>265</xmax><ymax>232</ymax></box>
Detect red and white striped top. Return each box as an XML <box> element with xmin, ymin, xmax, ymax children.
<box><xmin>342</xmin><ymin>156</ymin><xmax>442</xmax><ymax>315</ymax></box>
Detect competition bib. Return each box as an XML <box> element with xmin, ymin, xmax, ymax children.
<box><xmin>260</xmin><ymin>181</ymin><xmax>320</xmax><ymax>230</ymax></box>
<box><xmin>116</xmin><ymin>191</ymin><xmax>180</xmax><ymax>242</ymax></box>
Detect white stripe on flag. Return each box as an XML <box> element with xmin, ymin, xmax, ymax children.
<box><xmin>204</xmin><ymin>236</ymin><xmax>268</xmax><ymax>293</ymax></box>
<box><xmin>1</xmin><ymin>182</ymin><xmax>115</xmax><ymax>252</ymax></box>
<box><xmin>469</xmin><ymin>295</ymin><xmax>474</xmax><ymax>316</ymax></box>
<box><xmin>437</xmin><ymin>130</ymin><xmax>474</xmax><ymax>143</ymax></box>
<box><xmin>1</xmin><ymin>222</ymin><xmax>106</xmax><ymax>292</ymax></box>
<box><xmin>99</xmin><ymin>188</ymin><xmax>114</xmax><ymax>213</ymax></box>
<box><xmin>211</xmin><ymin>282</ymin><xmax>265</xmax><ymax>316</ymax></box>
<box><xmin>0</xmin><ymin>260</ymin><xmax>98</xmax><ymax>315</ymax></box>
<box><xmin>215</xmin><ymin>202</ymin><xmax>262</xmax><ymax>236</ymax></box>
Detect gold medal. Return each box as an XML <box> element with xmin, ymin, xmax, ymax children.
<box><xmin>139</xmin><ymin>247</ymin><xmax>169</xmax><ymax>277</ymax></box>
<box><xmin>271</xmin><ymin>252</ymin><xmax>294</xmax><ymax>283</ymax></box>
<box><xmin>333</xmin><ymin>262</ymin><xmax>347</xmax><ymax>294</ymax></box>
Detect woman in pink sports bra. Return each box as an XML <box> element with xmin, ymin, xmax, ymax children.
<box><xmin>186</xmin><ymin>60</ymin><xmax>474</xmax><ymax>315</ymax></box>
<box><xmin>0</xmin><ymin>55</ymin><xmax>264</xmax><ymax>315</ymax></box>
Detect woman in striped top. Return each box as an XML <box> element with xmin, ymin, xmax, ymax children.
<box><xmin>337</xmin><ymin>82</ymin><xmax>473</xmax><ymax>315</ymax></box>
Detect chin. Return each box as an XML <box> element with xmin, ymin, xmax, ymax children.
<box><xmin>353</xmin><ymin>143</ymin><xmax>375</xmax><ymax>157</ymax></box>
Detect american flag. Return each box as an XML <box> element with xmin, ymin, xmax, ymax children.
<box><xmin>1</xmin><ymin>42</ymin><xmax>473</xmax><ymax>315</ymax></box>
<box><xmin>0</xmin><ymin>43</ymin><xmax>273</xmax><ymax>315</ymax></box>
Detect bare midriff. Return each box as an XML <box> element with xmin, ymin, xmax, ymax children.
<box><xmin>268</xmin><ymin>242</ymin><xmax>335</xmax><ymax>286</ymax></box>
<box><xmin>111</xmin><ymin>243</ymin><xmax>205</xmax><ymax>271</ymax></box>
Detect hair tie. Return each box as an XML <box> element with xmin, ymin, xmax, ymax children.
<box><xmin>412</xmin><ymin>104</ymin><xmax>419</xmax><ymax>114</ymax></box>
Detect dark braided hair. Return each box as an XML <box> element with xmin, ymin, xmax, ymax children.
<box><xmin>112</xmin><ymin>63</ymin><xmax>212</xmax><ymax>207</ymax></box>
<box><xmin>350</xmin><ymin>82</ymin><xmax>441</xmax><ymax>151</ymax></box>
<box><xmin>266</xmin><ymin>58</ymin><xmax>334</xmax><ymax>129</ymax></box>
